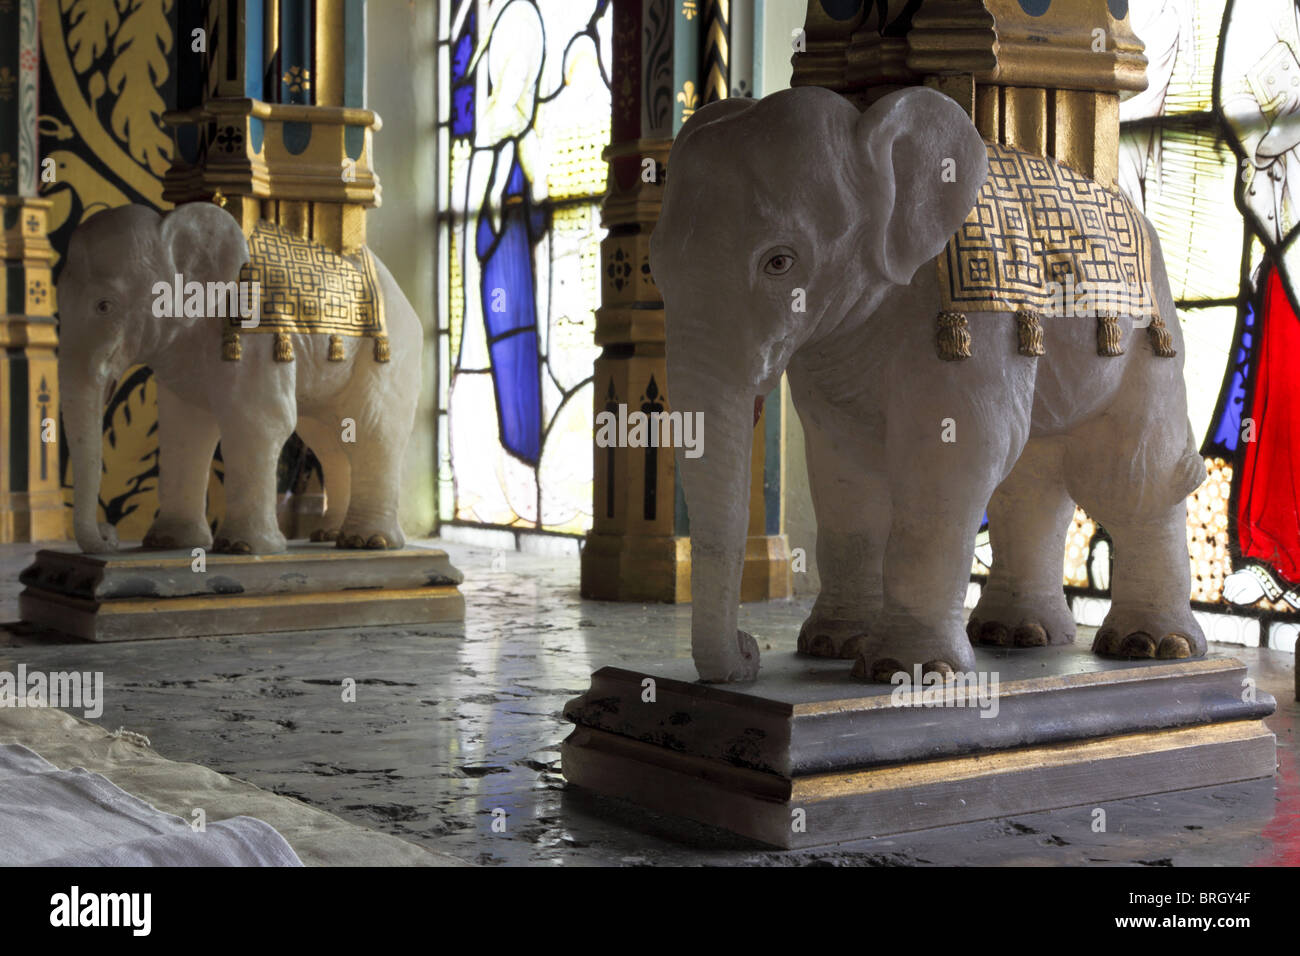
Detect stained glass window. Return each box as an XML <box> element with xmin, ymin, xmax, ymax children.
<box><xmin>436</xmin><ymin>0</ymin><xmax>612</xmax><ymax>535</ymax></box>
<box><xmin>1049</xmin><ymin>0</ymin><xmax>1300</xmax><ymax>651</ymax></box>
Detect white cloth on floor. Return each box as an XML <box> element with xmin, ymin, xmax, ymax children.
<box><xmin>0</xmin><ymin>743</ymin><xmax>302</xmax><ymax>866</ymax></box>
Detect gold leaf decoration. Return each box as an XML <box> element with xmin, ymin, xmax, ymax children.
<box><xmin>105</xmin><ymin>0</ymin><xmax>174</xmax><ymax>177</ymax></box>
<box><xmin>62</xmin><ymin>0</ymin><xmax>124</xmax><ymax>74</ymax></box>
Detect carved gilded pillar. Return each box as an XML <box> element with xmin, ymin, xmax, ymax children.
<box><xmin>0</xmin><ymin>0</ymin><xmax>62</xmax><ymax>542</ymax></box>
<box><xmin>163</xmin><ymin>0</ymin><xmax>378</xmax><ymax>249</ymax></box>
<box><xmin>162</xmin><ymin>0</ymin><xmax>376</xmax><ymax>538</ymax></box>
<box><xmin>792</xmin><ymin>0</ymin><xmax>1147</xmax><ymax>186</ymax></box>
<box><xmin>581</xmin><ymin>0</ymin><xmax>791</xmax><ymax>603</ymax></box>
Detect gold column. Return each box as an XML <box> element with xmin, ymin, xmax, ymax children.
<box><xmin>0</xmin><ymin>0</ymin><xmax>62</xmax><ymax>543</ymax></box>
<box><xmin>0</xmin><ymin>198</ymin><xmax>62</xmax><ymax>542</ymax></box>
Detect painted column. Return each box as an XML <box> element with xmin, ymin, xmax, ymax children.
<box><xmin>581</xmin><ymin>0</ymin><xmax>791</xmax><ymax>602</ymax></box>
<box><xmin>0</xmin><ymin>0</ymin><xmax>61</xmax><ymax>542</ymax></box>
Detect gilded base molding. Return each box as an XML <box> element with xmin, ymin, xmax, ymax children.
<box><xmin>579</xmin><ymin>532</ymin><xmax>792</xmax><ymax>604</ymax></box>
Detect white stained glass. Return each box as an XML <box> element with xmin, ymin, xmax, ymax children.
<box><xmin>1180</xmin><ymin>305</ymin><xmax>1239</xmax><ymax>445</ymax></box>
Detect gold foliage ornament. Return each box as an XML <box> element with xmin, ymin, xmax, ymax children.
<box><xmin>328</xmin><ymin>334</ymin><xmax>345</xmax><ymax>361</ymax></box>
<box><xmin>273</xmin><ymin>331</ymin><xmax>294</xmax><ymax>363</ymax></box>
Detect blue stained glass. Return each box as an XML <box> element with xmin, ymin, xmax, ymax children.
<box><xmin>452</xmin><ymin>11</ymin><xmax>475</xmax><ymax>82</ymax></box>
<box><xmin>476</xmin><ymin>157</ymin><xmax>546</xmax><ymax>464</ymax></box>
<box><xmin>452</xmin><ymin>84</ymin><xmax>475</xmax><ymax>137</ymax></box>
<box><xmin>488</xmin><ymin>331</ymin><xmax>543</xmax><ymax>464</ymax></box>
<box><xmin>1210</xmin><ymin>302</ymin><xmax>1255</xmax><ymax>454</ymax></box>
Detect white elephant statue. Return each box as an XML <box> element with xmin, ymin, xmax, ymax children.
<box><xmin>650</xmin><ymin>86</ymin><xmax>1207</xmax><ymax>683</ymax></box>
<box><xmin>57</xmin><ymin>201</ymin><xmax>421</xmax><ymax>555</ymax></box>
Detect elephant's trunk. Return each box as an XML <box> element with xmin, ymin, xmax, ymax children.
<box><xmin>669</xmin><ymin>340</ymin><xmax>758</xmax><ymax>681</ymax></box>
<box><xmin>60</xmin><ymin>353</ymin><xmax>115</xmax><ymax>553</ymax></box>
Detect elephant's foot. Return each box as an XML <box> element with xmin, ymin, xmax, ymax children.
<box><xmin>796</xmin><ymin>615</ymin><xmax>871</xmax><ymax>660</ymax></box>
<box><xmin>309</xmin><ymin>528</ymin><xmax>341</xmax><ymax>543</ymax></box>
<box><xmin>696</xmin><ymin>630</ymin><xmax>761</xmax><ymax>684</ymax></box>
<box><xmin>1091</xmin><ymin>608</ymin><xmax>1206</xmax><ymax>660</ymax></box>
<box><xmin>967</xmin><ymin>590</ymin><xmax>1075</xmax><ymax>649</ymax></box>
<box><xmin>143</xmin><ymin>517</ymin><xmax>212</xmax><ymax>551</ymax></box>
<box><xmin>848</xmin><ymin>617</ymin><xmax>977</xmax><ymax>683</ymax></box>
<box><xmin>335</xmin><ymin>521</ymin><xmax>405</xmax><ymax>550</ymax></box>
<box><xmin>212</xmin><ymin>522</ymin><xmax>286</xmax><ymax>555</ymax></box>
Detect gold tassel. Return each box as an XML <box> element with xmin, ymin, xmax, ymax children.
<box><xmin>1147</xmin><ymin>315</ymin><xmax>1176</xmax><ymax>358</ymax></box>
<box><xmin>936</xmin><ymin>311</ymin><xmax>971</xmax><ymax>361</ymax></box>
<box><xmin>328</xmin><ymin>334</ymin><xmax>346</xmax><ymax>361</ymax></box>
<box><xmin>274</xmin><ymin>331</ymin><xmax>294</xmax><ymax>363</ymax></box>
<box><xmin>222</xmin><ymin>330</ymin><xmax>241</xmax><ymax>361</ymax></box>
<box><xmin>1014</xmin><ymin>308</ymin><xmax>1045</xmax><ymax>357</ymax></box>
<box><xmin>373</xmin><ymin>334</ymin><xmax>391</xmax><ymax>363</ymax></box>
<box><xmin>1097</xmin><ymin>313</ymin><xmax>1124</xmax><ymax>357</ymax></box>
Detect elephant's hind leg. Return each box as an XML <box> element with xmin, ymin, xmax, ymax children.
<box><xmin>144</xmin><ymin>382</ymin><xmax>219</xmax><ymax>550</ymax></box>
<box><xmin>969</xmin><ymin>437</ymin><xmax>1077</xmax><ymax>648</ymax></box>
<box><xmin>294</xmin><ymin>416</ymin><xmax>352</xmax><ymax>542</ymax></box>
<box><xmin>335</xmin><ymin>411</ymin><xmax>408</xmax><ymax>551</ymax></box>
<box><xmin>1065</xmin><ymin>416</ymin><xmax>1207</xmax><ymax>660</ymax></box>
<box><xmin>1087</xmin><ymin>502</ymin><xmax>1206</xmax><ymax>660</ymax></box>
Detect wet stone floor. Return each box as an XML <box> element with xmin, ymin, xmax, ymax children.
<box><xmin>1</xmin><ymin>539</ymin><xmax>1296</xmax><ymax>866</ymax></box>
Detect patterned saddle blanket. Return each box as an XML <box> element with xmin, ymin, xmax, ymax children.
<box><xmin>937</xmin><ymin>142</ymin><xmax>1155</xmax><ymax>320</ymax></box>
<box><xmin>234</xmin><ymin>220</ymin><xmax>386</xmax><ymax>339</ymax></box>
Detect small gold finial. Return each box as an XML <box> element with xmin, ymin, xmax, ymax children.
<box><xmin>212</xmin><ymin>189</ymin><xmax>227</xmax><ymax>208</ymax></box>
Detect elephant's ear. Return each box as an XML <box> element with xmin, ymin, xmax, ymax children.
<box><xmin>159</xmin><ymin>201</ymin><xmax>250</xmax><ymax>288</ymax></box>
<box><xmin>669</xmin><ymin>96</ymin><xmax>756</xmax><ymax>167</ymax></box>
<box><xmin>858</xmin><ymin>86</ymin><xmax>988</xmax><ymax>286</ymax></box>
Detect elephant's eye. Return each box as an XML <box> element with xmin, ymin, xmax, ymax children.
<box><xmin>763</xmin><ymin>253</ymin><xmax>795</xmax><ymax>276</ymax></box>
<box><xmin>95</xmin><ymin>299</ymin><xmax>113</xmax><ymax>315</ymax></box>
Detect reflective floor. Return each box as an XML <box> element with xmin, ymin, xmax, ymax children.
<box><xmin>2</xmin><ymin>540</ymin><xmax>1296</xmax><ymax>866</ymax></box>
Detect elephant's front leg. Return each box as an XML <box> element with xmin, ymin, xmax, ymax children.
<box><xmin>212</xmin><ymin>401</ymin><xmax>294</xmax><ymax>554</ymax></box>
<box><xmin>797</xmin><ymin>421</ymin><xmax>890</xmax><ymax>660</ymax></box>
<box><xmin>852</xmin><ymin>390</ymin><xmax>1027</xmax><ymax>682</ymax></box>
<box><xmin>144</xmin><ymin>382</ymin><xmax>219</xmax><ymax>550</ymax></box>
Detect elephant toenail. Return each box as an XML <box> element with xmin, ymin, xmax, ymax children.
<box><xmin>1119</xmin><ymin>631</ymin><xmax>1156</xmax><ymax>658</ymax></box>
<box><xmin>230</xmin><ymin>540</ymin><xmax>252</xmax><ymax>555</ymax></box>
<box><xmin>796</xmin><ymin>631</ymin><xmax>812</xmax><ymax>655</ymax></box>
<box><xmin>1014</xmin><ymin>621</ymin><xmax>1048</xmax><ymax>647</ymax></box>
<box><xmin>838</xmin><ymin>634</ymin><xmax>868</xmax><ymax>660</ymax></box>
<box><xmin>923</xmin><ymin>659</ymin><xmax>955</xmax><ymax>678</ymax></box>
<box><xmin>1157</xmin><ymin>634</ymin><xmax>1192</xmax><ymax>659</ymax></box>
<box><xmin>979</xmin><ymin>621</ymin><xmax>1012</xmax><ymax>646</ymax></box>
<box><xmin>366</xmin><ymin>534</ymin><xmax>389</xmax><ymax>550</ymax></box>
<box><xmin>214</xmin><ymin>537</ymin><xmax>230</xmax><ymax>551</ymax></box>
<box><xmin>869</xmin><ymin>657</ymin><xmax>906</xmax><ymax>683</ymax></box>
<box><xmin>809</xmin><ymin>634</ymin><xmax>836</xmax><ymax>657</ymax></box>
<box><xmin>1092</xmin><ymin>628</ymin><xmax>1120</xmax><ymax>655</ymax></box>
